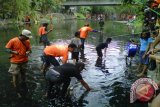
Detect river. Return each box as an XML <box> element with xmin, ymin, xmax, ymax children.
<box><xmin>0</xmin><ymin>19</ymin><xmax>141</xmax><ymax>107</ymax></box>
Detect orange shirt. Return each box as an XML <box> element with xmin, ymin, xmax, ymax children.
<box><xmin>79</xmin><ymin>26</ymin><xmax>93</xmax><ymax>39</ymax></box>
<box><xmin>151</xmin><ymin>0</ymin><xmax>160</xmax><ymax>8</ymax></box>
<box><xmin>38</xmin><ymin>26</ymin><xmax>46</xmax><ymax>36</ymax></box>
<box><xmin>5</xmin><ymin>37</ymin><xmax>31</xmax><ymax>63</ymax></box>
<box><xmin>44</xmin><ymin>45</ymin><xmax>69</xmax><ymax>63</ymax></box>
<box><xmin>156</xmin><ymin>0</ymin><xmax>160</xmax><ymax>4</ymax></box>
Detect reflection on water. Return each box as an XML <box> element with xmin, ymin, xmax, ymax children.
<box><xmin>0</xmin><ymin>20</ymin><xmax>140</xmax><ymax>107</ymax></box>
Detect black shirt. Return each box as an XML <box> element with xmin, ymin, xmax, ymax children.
<box><xmin>96</xmin><ymin>42</ymin><xmax>108</xmax><ymax>50</ymax></box>
<box><xmin>54</xmin><ymin>63</ymin><xmax>83</xmax><ymax>80</ymax></box>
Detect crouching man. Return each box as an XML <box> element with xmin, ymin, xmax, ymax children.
<box><xmin>45</xmin><ymin>62</ymin><xmax>91</xmax><ymax>98</ymax></box>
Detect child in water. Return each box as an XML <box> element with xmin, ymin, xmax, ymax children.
<box><xmin>126</xmin><ymin>38</ymin><xmax>138</xmax><ymax>65</ymax></box>
<box><xmin>96</xmin><ymin>38</ymin><xmax>112</xmax><ymax>59</ymax></box>
<box><xmin>70</xmin><ymin>31</ymin><xmax>82</xmax><ymax>63</ymax></box>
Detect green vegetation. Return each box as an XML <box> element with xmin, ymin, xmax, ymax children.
<box><xmin>74</xmin><ymin>13</ymin><xmax>86</xmax><ymax>19</ymax></box>
<box><xmin>0</xmin><ymin>0</ymin><xmax>146</xmax><ymax>26</ymax></box>
<box><xmin>0</xmin><ymin>0</ymin><xmax>64</xmax><ymax>21</ymax></box>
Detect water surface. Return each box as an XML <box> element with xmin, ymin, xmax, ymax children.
<box><xmin>0</xmin><ymin>19</ymin><xmax>140</xmax><ymax>107</ymax></box>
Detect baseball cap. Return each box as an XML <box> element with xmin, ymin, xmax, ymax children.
<box><xmin>130</xmin><ymin>78</ymin><xmax>158</xmax><ymax>103</ymax></box>
<box><xmin>22</xmin><ymin>29</ymin><xmax>32</xmax><ymax>38</ymax></box>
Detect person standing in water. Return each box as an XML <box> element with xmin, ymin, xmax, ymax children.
<box><xmin>70</xmin><ymin>31</ymin><xmax>82</xmax><ymax>63</ymax></box>
<box><xmin>5</xmin><ymin>29</ymin><xmax>32</xmax><ymax>98</ymax></box>
<box><xmin>79</xmin><ymin>23</ymin><xmax>99</xmax><ymax>58</ymax></box>
<box><xmin>95</xmin><ymin>38</ymin><xmax>112</xmax><ymax>67</ymax></box>
<box><xmin>38</xmin><ymin>22</ymin><xmax>53</xmax><ymax>48</ymax></box>
<box><xmin>96</xmin><ymin>38</ymin><xmax>112</xmax><ymax>59</ymax></box>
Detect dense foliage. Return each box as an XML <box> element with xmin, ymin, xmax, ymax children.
<box><xmin>0</xmin><ymin>0</ymin><xmax>64</xmax><ymax>21</ymax></box>
<box><xmin>0</xmin><ymin>0</ymin><xmax>147</xmax><ymax>22</ymax></box>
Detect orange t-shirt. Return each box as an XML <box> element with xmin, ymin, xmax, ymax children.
<box><xmin>156</xmin><ymin>0</ymin><xmax>160</xmax><ymax>4</ymax></box>
<box><xmin>38</xmin><ymin>26</ymin><xmax>46</xmax><ymax>36</ymax></box>
<box><xmin>151</xmin><ymin>0</ymin><xmax>160</xmax><ymax>8</ymax></box>
<box><xmin>5</xmin><ymin>37</ymin><xmax>31</xmax><ymax>63</ymax></box>
<box><xmin>79</xmin><ymin>26</ymin><xmax>93</xmax><ymax>39</ymax></box>
<box><xmin>44</xmin><ymin>45</ymin><xmax>69</xmax><ymax>63</ymax></box>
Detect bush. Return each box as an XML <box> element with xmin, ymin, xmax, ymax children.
<box><xmin>74</xmin><ymin>13</ymin><xmax>86</xmax><ymax>19</ymax></box>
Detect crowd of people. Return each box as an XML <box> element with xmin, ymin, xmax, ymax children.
<box><xmin>128</xmin><ymin>0</ymin><xmax>160</xmax><ymax>106</ymax></box>
<box><xmin>5</xmin><ymin>20</ymin><xmax>107</xmax><ymax>99</ymax></box>
<box><xmin>4</xmin><ymin>1</ymin><xmax>160</xmax><ymax>106</ymax></box>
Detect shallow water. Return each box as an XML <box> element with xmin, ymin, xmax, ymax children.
<box><xmin>0</xmin><ymin>19</ymin><xmax>140</xmax><ymax>107</ymax></box>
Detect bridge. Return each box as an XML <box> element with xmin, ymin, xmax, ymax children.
<box><xmin>62</xmin><ymin>0</ymin><xmax>123</xmax><ymax>6</ymax></box>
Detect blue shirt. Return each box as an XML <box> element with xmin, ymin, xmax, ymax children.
<box><xmin>128</xmin><ymin>43</ymin><xmax>137</xmax><ymax>50</ymax></box>
<box><xmin>140</xmin><ymin>37</ymin><xmax>153</xmax><ymax>51</ymax></box>
<box><xmin>126</xmin><ymin>42</ymin><xmax>138</xmax><ymax>57</ymax></box>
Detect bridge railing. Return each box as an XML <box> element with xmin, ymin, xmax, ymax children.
<box><xmin>66</xmin><ymin>0</ymin><xmax>122</xmax><ymax>1</ymax></box>
<box><xmin>63</xmin><ymin>0</ymin><xmax>123</xmax><ymax>6</ymax></box>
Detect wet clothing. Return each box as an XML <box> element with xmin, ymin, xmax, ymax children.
<box><xmin>5</xmin><ymin>37</ymin><xmax>31</xmax><ymax>63</ymax></box>
<box><xmin>45</xmin><ymin>63</ymin><xmax>83</xmax><ymax>96</ymax></box>
<box><xmin>96</xmin><ymin>42</ymin><xmax>108</xmax><ymax>57</ymax></box>
<box><xmin>38</xmin><ymin>26</ymin><xmax>50</xmax><ymax>46</ymax></box>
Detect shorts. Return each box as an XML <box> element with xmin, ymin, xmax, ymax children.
<box><xmin>43</xmin><ymin>55</ymin><xmax>60</xmax><ymax>67</ymax></box>
<box><xmin>128</xmin><ymin>50</ymin><xmax>137</xmax><ymax>57</ymax></box>
<box><xmin>8</xmin><ymin>62</ymin><xmax>28</xmax><ymax>75</ymax></box>
<box><xmin>39</xmin><ymin>35</ymin><xmax>50</xmax><ymax>46</ymax></box>
<box><xmin>72</xmin><ymin>52</ymin><xmax>79</xmax><ymax>61</ymax></box>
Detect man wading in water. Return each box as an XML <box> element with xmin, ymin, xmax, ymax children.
<box><xmin>5</xmin><ymin>29</ymin><xmax>32</xmax><ymax>98</ymax></box>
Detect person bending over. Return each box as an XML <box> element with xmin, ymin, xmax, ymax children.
<box><xmin>96</xmin><ymin>38</ymin><xmax>112</xmax><ymax>59</ymax></box>
<box><xmin>45</xmin><ymin>62</ymin><xmax>91</xmax><ymax>97</ymax></box>
<box><xmin>41</xmin><ymin>43</ymin><xmax>77</xmax><ymax>74</ymax></box>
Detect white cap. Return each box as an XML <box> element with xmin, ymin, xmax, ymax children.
<box><xmin>22</xmin><ymin>29</ymin><xmax>32</xmax><ymax>38</ymax></box>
